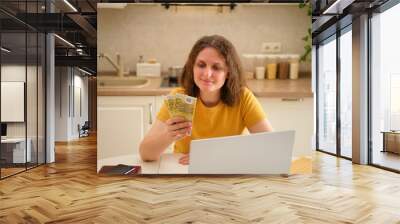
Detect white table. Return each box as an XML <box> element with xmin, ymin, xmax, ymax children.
<box><xmin>97</xmin><ymin>153</ymin><xmax>188</xmax><ymax>174</ymax></box>
<box><xmin>1</xmin><ymin>138</ymin><xmax>31</xmax><ymax>163</ymax></box>
<box><xmin>97</xmin><ymin>153</ymin><xmax>310</xmax><ymax>174</ymax></box>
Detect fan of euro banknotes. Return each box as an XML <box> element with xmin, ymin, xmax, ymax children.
<box><xmin>164</xmin><ymin>93</ymin><xmax>197</xmax><ymax>122</ymax></box>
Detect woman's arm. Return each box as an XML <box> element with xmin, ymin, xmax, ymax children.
<box><xmin>247</xmin><ymin>118</ymin><xmax>273</xmax><ymax>133</ymax></box>
<box><xmin>139</xmin><ymin>117</ymin><xmax>192</xmax><ymax>161</ymax></box>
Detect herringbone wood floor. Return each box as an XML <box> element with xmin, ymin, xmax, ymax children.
<box><xmin>1</xmin><ymin>135</ymin><xmax>400</xmax><ymax>224</ymax></box>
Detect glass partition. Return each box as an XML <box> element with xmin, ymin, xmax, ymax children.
<box><xmin>27</xmin><ymin>30</ymin><xmax>38</xmax><ymax>169</ymax></box>
<box><xmin>38</xmin><ymin>32</ymin><xmax>45</xmax><ymax>165</ymax></box>
<box><xmin>0</xmin><ymin>1</ymin><xmax>46</xmax><ymax>179</ymax></box>
<box><xmin>1</xmin><ymin>30</ymin><xmax>28</xmax><ymax>178</ymax></box>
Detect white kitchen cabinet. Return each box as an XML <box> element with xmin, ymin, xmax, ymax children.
<box><xmin>258</xmin><ymin>97</ymin><xmax>314</xmax><ymax>157</ymax></box>
<box><xmin>97</xmin><ymin>96</ymin><xmax>155</xmax><ymax>163</ymax></box>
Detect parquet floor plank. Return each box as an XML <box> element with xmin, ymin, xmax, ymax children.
<box><xmin>0</xmin><ymin>135</ymin><xmax>399</xmax><ymax>223</ymax></box>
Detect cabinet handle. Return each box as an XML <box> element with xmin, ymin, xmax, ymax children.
<box><xmin>281</xmin><ymin>98</ymin><xmax>303</xmax><ymax>102</ymax></box>
<box><xmin>149</xmin><ymin>103</ymin><xmax>153</xmax><ymax>125</ymax></box>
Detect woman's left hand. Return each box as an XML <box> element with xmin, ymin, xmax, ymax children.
<box><xmin>179</xmin><ymin>154</ymin><xmax>190</xmax><ymax>165</ymax></box>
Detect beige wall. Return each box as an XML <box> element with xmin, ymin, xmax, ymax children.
<box><xmin>98</xmin><ymin>4</ymin><xmax>310</xmax><ymax>74</ymax></box>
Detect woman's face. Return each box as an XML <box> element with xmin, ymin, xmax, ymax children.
<box><xmin>193</xmin><ymin>47</ymin><xmax>228</xmax><ymax>94</ymax></box>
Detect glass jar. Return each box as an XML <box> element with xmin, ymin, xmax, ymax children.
<box><xmin>266</xmin><ymin>55</ymin><xmax>278</xmax><ymax>80</ymax></box>
<box><xmin>255</xmin><ymin>54</ymin><xmax>267</xmax><ymax>79</ymax></box>
<box><xmin>289</xmin><ymin>54</ymin><xmax>300</xmax><ymax>79</ymax></box>
<box><xmin>278</xmin><ymin>55</ymin><xmax>289</xmax><ymax>80</ymax></box>
<box><xmin>242</xmin><ymin>54</ymin><xmax>256</xmax><ymax>79</ymax></box>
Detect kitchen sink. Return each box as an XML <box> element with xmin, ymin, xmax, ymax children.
<box><xmin>98</xmin><ymin>77</ymin><xmax>150</xmax><ymax>88</ymax></box>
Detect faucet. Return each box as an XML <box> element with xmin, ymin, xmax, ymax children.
<box><xmin>98</xmin><ymin>53</ymin><xmax>125</xmax><ymax>77</ymax></box>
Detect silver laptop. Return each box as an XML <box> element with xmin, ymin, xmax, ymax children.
<box><xmin>189</xmin><ymin>130</ymin><xmax>295</xmax><ymax>174</ymax></box>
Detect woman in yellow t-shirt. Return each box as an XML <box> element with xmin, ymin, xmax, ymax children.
<box><xmin>139</xmin><ymin>35</ymin><xmax>273</xmax><ymax>165</ymax></box>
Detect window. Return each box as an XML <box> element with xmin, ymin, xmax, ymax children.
<box><xmin>390</xmin><ymin>74</ymin><xmax>400</xmax><ymax>130</ymax></box>
<box><xmin>371</xmin><ymin>2</ymin><xmax>400</xmax><ymax>171</ymax></box>
<box><xmin>339</xmin><ymin>28</ymin><xmax>352</xmax><ymax>158</ymax></box>
<box><xmin>317</xmin><ymin>36</ymin><xmax>337</xmax><ymax>154</ymax></box>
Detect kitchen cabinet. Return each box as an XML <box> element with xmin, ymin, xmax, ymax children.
<box><xmin>258</xmin><ymin>97</ymin><xmax>314</xmax><ymax>157</ymax></box>
<box><xmin>97</xmin><ymin>95</ymin><xmax>173</xmax><ymax>166</ymax></box>
<box><xmin>97</xmin><ymin>96</ymin><xmax>155</xmax><ymax>163</ymax></box>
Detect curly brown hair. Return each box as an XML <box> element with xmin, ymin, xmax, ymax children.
<box><xmin>180</xmin><ymin>35</ymin><xmax>246</xmax><ymax>106</ymax></box>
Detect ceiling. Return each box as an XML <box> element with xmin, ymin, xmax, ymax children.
<box><xmin>1</xmin><ymin>0</ymin><xmax>98</xmax><ymax>73</ymax></box>
<box><xmin>311</xmin><ymin>0</ymin><xmax>390</xmax><ymax>44</ymax></box>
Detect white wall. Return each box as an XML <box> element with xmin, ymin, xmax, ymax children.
<box><xmin>1</xmin><ymin>65</ymin><xmax>37</xmax><ymax>138</ymax></box>
<box><xmin>55</xmin><ymin>67</ymin><xmax>70</xmax><ymax>141</ymax></box>
<box><xmin>74</xmin><ymin>74</ymin><xmax>89</xmax><ymax>124</ymax></box>
<box><xmin>98</xmin><ymin>4</ymin><xmax>310</xmax><ymax>74</ymax></box>
<box><xmin>1</xmin><ymin>65</ymin><xmax>26</xmax><ymax>81</ymax></box>
<box><xmin>1</xmin><ymin>82</ymin><xmax>25</xmax><ymax>122</ymax></box>
<box><xmin>71</xmin><ymin>74</ymin><xmax>89</xmax><ymax>138</ymax></box>
<box><xmin>55</xmin><ymin>67</ymin><xmax>89</xmax><ymax>141</ymax></box>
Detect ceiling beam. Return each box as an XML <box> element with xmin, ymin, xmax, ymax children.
<box><xmin>55</xmin><ymin>55</ymin><xmax>96</xmax><ymax>72</ymax></box>
<box><xmin>67</xmin><ymin>13</ymin><xmax>97</xmax><ymax>39</ymax></box>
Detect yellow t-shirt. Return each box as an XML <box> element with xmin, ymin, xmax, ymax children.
<box><xmin>157</xmin><ymin>87</ymin><xmax>266</xmax><ymax>153</ymax></box>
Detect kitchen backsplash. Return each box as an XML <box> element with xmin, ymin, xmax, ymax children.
<box><xmin>98</xmin><ymin>4</ymin><xmax>310</xmax><ymax>74</ymax></box>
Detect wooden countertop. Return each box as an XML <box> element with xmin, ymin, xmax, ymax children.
<box><xmin>97</xmin><ymin>77</ymin><xmax>313</xmax><ymax>98</ymax></box>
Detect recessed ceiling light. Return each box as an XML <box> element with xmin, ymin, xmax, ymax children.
<box><xmin>63</xmin><ymin>0</ymin><xmax>78</xmax><ymax>12</ymax></box>
<box><xmin>323</xmin><ymin>0</ymin><xmax>355</xmax><ymax>15</ymax></box>
<box><xmin>1</xmin><ymin>47</ymin><xmax>11</xmax><ymax>53</ymax></box>
<box><xmin>78</xmin><ymin>67</ymin><xmax>93</xmax><ymax>76</ymax></box>
<box><xmin>54</xmin><ymin>34</ymin><xmax>75</xmax><ymax>48</ymax></box>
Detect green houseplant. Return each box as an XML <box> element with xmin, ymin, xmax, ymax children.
<box><xmin>299</xmin><ymin>1</ymin><xmax>312</xmax><ymax>62</ymax></box>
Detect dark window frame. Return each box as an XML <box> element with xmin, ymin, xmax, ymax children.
<box><xmin>315</xmin><ymin>22</ymin><xmax>353</xmax><ymax>161</ymax></box>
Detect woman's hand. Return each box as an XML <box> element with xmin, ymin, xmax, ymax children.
<box><xmin>179</xmin><ymin>154</ymin><xmax>190</xmax><ymax>165</ymax></box>
<box><xmin>165</xmin><ymin>117</ymin><xmax>192</xmax><ymax>141</ymax></box>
